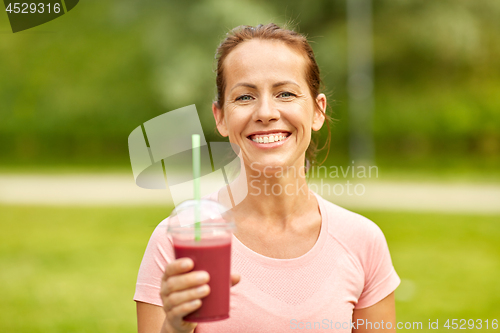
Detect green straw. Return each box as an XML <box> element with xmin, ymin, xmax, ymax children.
<box><xmin>192</xmin><ymin>134</ymin><xmax>201</xmax><ymax>241</ymax></box>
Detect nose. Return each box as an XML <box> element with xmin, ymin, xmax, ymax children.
<box><xmin>253</xmin><ymin>96</ymin><xmax>280</xmax><ymax>124</ymax></box>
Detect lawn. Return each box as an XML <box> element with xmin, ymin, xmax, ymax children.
<box><xmin>360</xmin><ymin>211</ymin><xmax>500</xmax><ymax>331</ymax></box>
<box><xmin>0</xmin><ymin>205</ymin><xmax>169</xmax><ymax>333</ymax></box>
<box><xmin>0</xmin><ymin>205</ymin><xmax>498</xmax><ymax>332</ymax></box>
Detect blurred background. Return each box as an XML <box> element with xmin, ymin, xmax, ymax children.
<box><xmin>1</xmin><ymin>0</ymin><xmax>499</xmax><ymax>332</ymax></box>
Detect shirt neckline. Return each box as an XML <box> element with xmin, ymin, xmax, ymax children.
<box><xmin>229</xmin><ymin>191</ymin><xmax>328</xmax><ymax>268</ymax></box>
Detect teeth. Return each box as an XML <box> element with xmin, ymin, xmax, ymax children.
<box><xmin>251</xmin><ymin>134</ymin><xmax>289</xmax><ymax>144</ymax></box>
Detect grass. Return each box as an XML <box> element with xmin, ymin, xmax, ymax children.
<box><xmin>360</xmin><ymin>210</ymin><xmax>500</xmax><ymax>331</ymax></box>
<box><xmin>0</xmin><ymin>205</ymin><xmax>499</xmax><ymax>332</ymax></box>
<box><xmin>0</xmin><ymin>205</ymin><xmax>170</xmax><ymax>333</ymax></box>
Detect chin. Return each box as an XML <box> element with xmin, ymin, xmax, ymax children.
<box><xmin>246</xmin><ymin>157</ymin><xmax>303</xmax><ymax>176</ymax></box>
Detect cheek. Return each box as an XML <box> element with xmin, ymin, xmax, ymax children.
<box><xmin>301</xmin><ymin>128</ymin><xmax>313</xmax><ymax>146</ymax></box>
<box><xmin>289</xmin><ymin>107</ymin><xmax>314</xmax><ymax>133</ymax></box>
<box><xmin>225</xmin><ymin>111</ymin><xmax>247</xmax><ymax>137</ymax></box>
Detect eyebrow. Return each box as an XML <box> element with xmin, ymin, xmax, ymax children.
<box><xmin>272</xmin><ymin>80</ymin><xmax>300</xmax><ymax>88</ymax></box>
<box><xmin>230</xmin><ymin>80</ymin><xmax>300</xmax><ymax>92</ymax></box>
<box><xmin>230</xmin><ymin>83</ymin><xmax>257</xmax><ymax>92</ymax></box>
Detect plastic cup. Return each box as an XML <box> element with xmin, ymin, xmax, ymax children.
<box><xmin>168</xmin><ymin>199</ymin><xmax>235</xmax><ymax>322</ymax></box>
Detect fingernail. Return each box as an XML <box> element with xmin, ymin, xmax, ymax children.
<box><xmin>191</xmin><ymin>299</ymin><xmax>201</xmax><ymax>307</ymax></box>
<box><xmin>197</xmin><ymin>285</ymin><xmax>208</xmax><ymax>295</ymax></box>
<box><xmin>197</xmin><ymin>272</ymin><xmax>209</xmax><ymax>282</ymax></box>
<box><xmin>181</xmin><ymin>260</ymin><xmax>191</xmax><ymax>269</ymax></box>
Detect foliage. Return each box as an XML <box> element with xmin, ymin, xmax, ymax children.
<box><xmin>0</xmin><ymin>0</ymin><xmax>499</xmax><ymax>166</ymax></box>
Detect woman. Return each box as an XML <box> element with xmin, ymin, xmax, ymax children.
<box><xmin>135</xmin><ymin>23</ymin><xmax>400</xmax><ymax>333</ymax></box>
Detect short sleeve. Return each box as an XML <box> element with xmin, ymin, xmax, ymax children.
<box><xmin>133</xmin><ymin>219</ymin><xmax>174</xmax><ymax>307</ymax></box>
<box><xmin>355</xmin><ymin>224</ymin><xmax>400</xmax><ymax>309</ymax></box>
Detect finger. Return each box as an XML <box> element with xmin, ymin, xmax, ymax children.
<box><xmin>163</xmin><ymin>284</ymin><xmax>210</xmax><ymax>312</ymax></box>
<box><xmin>231</xmin><ymin>273</ymin><xmax>241</xmax><ymax>287</ymax></box>
<box><xmin>161</xmin><ymin>271</ymin><xmax>210</xmax><ymax>298</ymax></box>
<box><xmin>167</xmin><ymin>299</ymin><xmax>203</xmax><ymax>328</ymax></box>
<box><xmin>162</xmin><ymin>258</ymin><xmax>194</xmax><ymax>281</ymax></box>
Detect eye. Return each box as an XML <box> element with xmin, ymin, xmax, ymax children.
<box><xmin>236</xmin><ymin>95</ymin><xmax>253</xmax><ymax>101</ymax></box>
<box><xmin>278</xmin><ymin>91</ymin><xmax>296</xmax><ymax>98</ymax></box>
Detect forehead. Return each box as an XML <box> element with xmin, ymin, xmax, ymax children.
<box><xmin>223</xmin><ymin>39</ymin><xmax>308</xmax><ymax>86</ymax></box>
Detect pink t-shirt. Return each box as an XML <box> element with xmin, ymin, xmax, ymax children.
<box><xmin>134</xmin><ymin>192</ymin><xmax>400</xmax><ymax>332</ymax></box>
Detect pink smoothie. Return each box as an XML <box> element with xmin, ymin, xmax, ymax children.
<box><xmin>173</xmin><ymin>237</ymin><xmax>232</xmax><ymax>322</ymax></box>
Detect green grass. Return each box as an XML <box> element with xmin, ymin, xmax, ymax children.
<box><xmin>0</xmin><ymin>205</ymin><xmax>170</xmax><ymax>333</ymax></box>
<box><xmin>0</xmin><ymin>206</ymin><xmax>499</xmax><ymax>332</ymax></box>
<box><xmin>360</xmin><ymin>210</ymin><xmax>500</xmax><ymax>331</ymax></box>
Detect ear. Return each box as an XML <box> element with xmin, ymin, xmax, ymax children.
<box><xmin>312</xmin><ymin>93</ymin><xmax>326</xmax><ymax>131</ymax></box>
<box><xmin>212</xmin><ymin>102</ymin><xmax>228</xmax><ymax>137</ymax></box>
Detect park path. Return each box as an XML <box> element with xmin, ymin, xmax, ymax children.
<box><xmin>0</xmin><ymin>174</ymin><xmax>499</xmax><ymax>214</ymax></box>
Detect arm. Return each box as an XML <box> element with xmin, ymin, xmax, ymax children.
<box><xmin>352</xmin><ymin>292</ymin><xmax>396</xmax><ymax>333</ymax></box>
<box><xmin>136</xmin><ymin>301</ymin><xmax>196</xmax><ymax>333</ymax></box>
<box><xmin>137</xmin><ymin>301</ymin><xmax>167</xmax><ymax>333</ymax></box>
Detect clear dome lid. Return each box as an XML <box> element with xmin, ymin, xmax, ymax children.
<box><xmin>168</xmin><ymin>199</ymin><xmax>235</xmax><ymax>234</ymax></box>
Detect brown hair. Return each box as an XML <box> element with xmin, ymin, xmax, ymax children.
<box><xmin>214</xmin><ymin>23</ymin><xmax>332</xmax><ymax>165</ymax></box>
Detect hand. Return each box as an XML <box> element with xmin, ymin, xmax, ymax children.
<box><xmin>160</xmin><ymin>258</ymin><xmax>240</xmax><ymax>333</ymax></box>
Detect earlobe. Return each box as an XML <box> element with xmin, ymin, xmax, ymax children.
<box><xmin>312</xmin><ymin>94</ymin><xmax>327</xmax><ymax>131</ymax></box>
<box><xmin>212</xmin><ymin>102</ymin><xmax>228</xmax><ymax>137</ymax></box>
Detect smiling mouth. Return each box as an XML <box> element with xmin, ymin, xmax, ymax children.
<box><xmin>247</xmin><ymin>132</ymin><xmax>291</xmax><ymax>144</ymax></box>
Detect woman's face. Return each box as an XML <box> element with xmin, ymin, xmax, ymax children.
<box><xmin>212</xmin><ymin>39</ymin><xmax>326</xmax><ymax>173</ymax></box>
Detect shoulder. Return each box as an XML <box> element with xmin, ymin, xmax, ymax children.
<box><xmin>316</xmin><ymin>194</ymin><xmax>390</xmax><ymax>268</ymax></box>
<box><xmin>145</xmin><ymin>216</ymin><xmax>173</xmax><ymax>252</ymax></box>
<box><xmin>317</xmin><ymin>194</ymin><xmax>384</xmax><ymax>242</ymax></box>
<box><xmin>153</xmin><ymin>216</ymin><xmax>171</xmax><ymax>236</ymax></box>
<box><xmin>317</xmin><ymin>195</ymin><xmax>400</xmax><ymax>294</ymax></box>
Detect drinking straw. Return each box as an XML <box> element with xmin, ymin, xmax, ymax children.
<box><xmin>192</xmin><ymin>134</ymin><xmax>201</xmax><ymax>241</ymax></box>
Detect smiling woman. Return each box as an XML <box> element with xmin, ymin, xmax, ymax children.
<box><xmin>134</xmin><ymin>23</ymin><xmax>400</xmax><ymax>333</ymax></box>
<box><xmin>213</xmin><ymin>37</ymin><xmax>326</xmax><ymax>173</ymax></box>
<box><xmin>214</xmin><ymin>23</ymin><xmax>331</xmax><ymax>166</ymax></box>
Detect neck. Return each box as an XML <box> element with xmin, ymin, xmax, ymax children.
<box><xmin>222</xmin><ymin>159</ymin><xmax>315</xmax><ymax>228</ymax></box>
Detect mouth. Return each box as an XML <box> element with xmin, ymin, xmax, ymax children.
<box><xmin>247</xmin><ymin>131</ymin><xmax>291</xmax><ymax>144</ymax></box>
